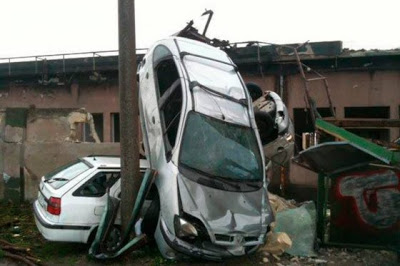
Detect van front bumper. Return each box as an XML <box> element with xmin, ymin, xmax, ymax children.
<box><xmin>157</xmin><ymin>218</ymin><xmax>259</xmax><ymax>261</ymax></box>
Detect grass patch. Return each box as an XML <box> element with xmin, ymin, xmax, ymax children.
<box><xmin>0</xmin><ymin>202</ymin><xmax>165</xmax><ymax>265</ymax></box>
<box><xmin>0</xmin><ymin>202</ymin><xmax>87</xmax><ymax>264</ymax></box>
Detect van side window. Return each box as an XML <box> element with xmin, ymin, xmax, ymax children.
<box><xmin>153</xmin><ymin>45</ymin><xmax>183</xmax><ymax>158</ymax></box>
<box><xmin>73</xmin><ymin>172</ymin><xmax>120</xmax><ymax>197</ymax></box>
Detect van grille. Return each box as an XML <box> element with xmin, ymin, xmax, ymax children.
<box><xmin>244</xmin><ymin>236</ymin><xmax>259</xmax><ymax>242</ymax></box>
<box><xmin>215</xmin><ymin>234</ymin><xmax>233</xmax><ymax>242</ymax></box>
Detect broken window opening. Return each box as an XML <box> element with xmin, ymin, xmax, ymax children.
<box><xmin>346</xmin><ymin>128</ymin><xmax>390</xmax><ymax>142</ymax></box>
<box><xmin>153</xmin><ymin>45</ymin><xmax>183</xmax><ymax>158</ymax></box>
<box><xmin>111</xmin><ymin>113</ymin><xmax>120</xmax><ymax>142</ymax></box>
<box><xmin>66</xmin><ymin>109</ymin><xmax>101</xmax><ymax>143</ymax></box>
<box><xmin>344</xmin><ymin>106</ymin><xmax>390</xmax><ymax>119</ymax></box>
<box><xmin>344</xmin><ymin>106</ymin><xmax>391</xmax><ymax>141</ymax></box>
<box><xmin>293</xmin><ymin>107</ymin><xmax>335</xmax><ymax>151</ymax></box>
<box><xmin>84</xmin><ymin>113</ymin><xmax>103</xmax><ymax>142</ymax></box>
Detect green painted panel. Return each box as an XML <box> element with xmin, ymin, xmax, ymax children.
<box><xmin>316</xmin><ymin>119</ymin><xmax>400</xmax><ymax>165</ymax></box>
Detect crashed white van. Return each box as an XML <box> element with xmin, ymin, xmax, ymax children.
<box><xmin>138</xmin><ymin>37</ymin><xmax>273</xmax><ymax>260</ymax></box>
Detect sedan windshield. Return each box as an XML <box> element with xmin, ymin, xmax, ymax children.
<box><xmin>179</xmin><ymin>112</ymin><xmax>263</xmax><ymax>181</ymax></box>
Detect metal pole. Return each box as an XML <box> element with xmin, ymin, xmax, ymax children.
<box><xmin>202</xmin><ymin>10</ymin><xmax>213</xmax><ymax>36</ymax></box>
<box><xmin>118</xmin><ymin>0</ymin><xmax>140</xmax><ymax>234</ymax></box>
<box><xmin>294</xmin><ymin>49</ymin><xmax>316</xmax><ymax>126</ymax></box>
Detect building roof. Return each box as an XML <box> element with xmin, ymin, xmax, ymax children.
<box><xmin>1</xmin><ymin>40</ymin><xmax>400</xmax><ymax>83</ymax></box>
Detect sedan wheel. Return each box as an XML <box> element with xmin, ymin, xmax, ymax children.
<box><xmin>105</xmin><ymin>226</ymin><xmax>122</xmax><ymax>253</ymax></box>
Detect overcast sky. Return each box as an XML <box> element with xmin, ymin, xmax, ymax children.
<box><xmin>0</xmin><ymin>0</ymin><xmax>399</xmax><ymax>58</ymax></box>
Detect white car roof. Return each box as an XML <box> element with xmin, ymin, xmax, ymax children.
<box><xmin>82</xmin><ymin>156</ymin><xmax>149</xmax><ymax>169</ymax></box>
<box><xmin>150</xmin><ymin>36</ymin><xmax>233</xmax><ymax>65</ymax></box>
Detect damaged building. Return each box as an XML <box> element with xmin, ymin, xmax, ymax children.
<box><xmin>0</xmin><ymin>41</ymin><xmax>399</xmax><ymax>202</ymax></box>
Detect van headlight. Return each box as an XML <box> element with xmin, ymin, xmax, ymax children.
<box><xmin>174</xmin><ymin>215</ymin><xmax>198</xmax><ymax>240</ymax></box>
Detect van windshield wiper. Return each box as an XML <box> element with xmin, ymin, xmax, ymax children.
<box><xmin>180</xmin><ymin>163</ymin><xmax>240</xmax><ymax>190</ymax></box>
<box><xmin>190</xmin><ymin>81</ymin><xmax>248</xmax><ymax>107</ymax></box>
<box><xmin>242</xmin><ymin>180</ymin><xmax>263</xmax><ymax>189</ymax></box>
<box><xmin>45</xmin><ymin>177</ymin><xmax>69</xmax><ymax>183</ymax></box>
<box><xmin>211</xmin><ymin>174</ymin><xmax>241</xmax><ymax>190</ymax></box>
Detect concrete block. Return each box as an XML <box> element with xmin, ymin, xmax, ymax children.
<box><xmin>2</xmin><ymin>143</ymin><xmax>21</xmax><ymax>201</ymax></box>
<box><xmin>23</xmin><ymin>142</ymin><xmax>120</xmax><ymax>200</ymax></box>
<box><xmin>24</xmin><ymin>166</ymin><xmax>40</xmax><ymax>201</ymax></box>
<box><xmin>0</xmin><ymin>111</ymin><xmax>5</xmax><ymax>141</ymax></box>
<box><xmin>4</xmin><ymin>125</ymin><xmax>24</xmax><ymax>143</ymax></box>
<box><xmin>0</xmin><ymin>173</ymin><xmax>4</xmax><ymax>201</ymax></box>
<box><xmin>3</xmin><ymin>143</ymin><xmax>21</xmax><ymax>178</ymax></box>
<box><xmin>0</xmin><ymin>141</ymin><xmax>4</xmax><ymax>200</ymax></box>
<box><xmin>26</xmin><ymin>117</ymin><xmax>69</xmax><ymax>143</ymax></box>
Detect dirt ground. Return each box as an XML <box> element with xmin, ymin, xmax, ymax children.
<box><xmin>0</xmin><ymin>203</ymin><xmax>398</xmax><ymax>266</ymax></box>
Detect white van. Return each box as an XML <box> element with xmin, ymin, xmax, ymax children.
<box><xmin>138</xmin><ymin>37</ymin><xmax>274</xmax><ymax>260</ymax></box>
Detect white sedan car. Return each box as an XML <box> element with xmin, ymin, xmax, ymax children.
<box><xmin>33</xmin><ymin>156</ymin><xmax>149</xmax><ymax>251</ymax></box>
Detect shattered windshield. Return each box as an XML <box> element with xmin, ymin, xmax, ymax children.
<box><xmin>179</xmin><ymin>112</ymin><xmax>263</xmax><ymax>181</ymax></box>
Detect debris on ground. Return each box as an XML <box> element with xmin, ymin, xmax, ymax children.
<box><xmin>0</xmin><ymin>218</ymin><xmax>19</xmax><ymax>229</ymax></box>
<box><xmin>274</xmin><ymin>201</ymin><xmax>317</xmax><ymax>257</ymax></box>
<box><xmin>259</xmin><ymin>232</ymin><xmax>292</xmax><ymax>255</ymax></box>
<box><xmin>0</xmin><ymin>239</ymin><xmax>40</xmax><ymax>266</ymax></box>
<box><xmin>268</xmin><ymin>192</ymin><xmax>297</xmax><ymax>214</ymax></box>
<box><xmin>0</xmin><ymin>203</ymin><xmax>398</xmax><ymax>265</ymax></box>
<box><xmin>261</xmin><ymin>193</ymin><xmax>317</xmax><ymax>258</ymax></box>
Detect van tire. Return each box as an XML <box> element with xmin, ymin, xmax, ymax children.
<box><xmin>142</xmin><ymin>191</ymin><xmax>160</xmax><ymax>239</ymax></box>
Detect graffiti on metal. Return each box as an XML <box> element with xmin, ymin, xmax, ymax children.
<box><xmin>327</xmin><ymin>169</ymin><xmax>400</xmax><ymax>248</ymax></box>
<box><xmin>338</xmin><ymin>170</ymin><xmax>400</xmax><ymax>230</ymax></box>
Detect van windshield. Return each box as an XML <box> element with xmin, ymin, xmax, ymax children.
<box><xmin>45</xmin><ymin>160</ymin><xmax>91</xmax><ymax>189</ymax></box>
<box><xmin>179</xmin><ymin>112</ymin><xmax>263</xmax><ymax>181</ymax></box>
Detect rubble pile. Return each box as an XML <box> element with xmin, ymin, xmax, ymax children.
<box><xmin>268</xmin><ymin>193</ymin><xmax>297</xmax><ymax>214</ymax></box>
<box><xmin>258</xmin><ymin>193</ymin><xmax>399</xmax><ymax>265</ymax></box>
<box><xmin>0</xmin><ymin>216</ymin><xmax>40</xmax><ymax>266</ymax></box>
<box><xmin>260</xmin><ymin>193</ymin><xmax>316</xmax><ymax>258</ymax></box>
<box><xmin>0</xmin><ymin>239</ymin><xmax>40</xmax><ymax>266</ymax></box>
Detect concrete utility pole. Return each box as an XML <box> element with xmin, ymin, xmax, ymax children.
<box><xmin>118</xmin><ymin>0</ymin><xmax>140</xmax><ymax>234</ymax></box>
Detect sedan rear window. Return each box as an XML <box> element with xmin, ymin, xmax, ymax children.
<box><xmin>45</xmin><ymin>160</ymin><xmax>91</xmax><ymax>189</ymax></box>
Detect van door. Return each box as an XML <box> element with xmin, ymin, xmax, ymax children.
<box><xmin>139</xmin><ymin>44</ymin><xmax>185</xmax><ymax>167</ymax></box>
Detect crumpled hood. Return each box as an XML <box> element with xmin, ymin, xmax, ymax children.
<box><xmin>177</xmin><ymin>174</ymin><xmax>272</xmax><ymax>236</ymax></box>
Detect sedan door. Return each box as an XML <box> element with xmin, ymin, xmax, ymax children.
<box><xmin>62</xmin><ymin>170</ymin><xmax>121</xmax><ymax>226</ymax></box>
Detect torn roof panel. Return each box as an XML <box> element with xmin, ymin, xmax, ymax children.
<box><xmin>224</xmin><ymin>41</ymin><xmax>343</xmax><ymax>64</ymax></box>
<box><xmin>293</xmin><ymin>141</ymin><xmax>381</xmax><ymax>175</ymax></box>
